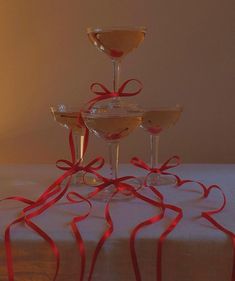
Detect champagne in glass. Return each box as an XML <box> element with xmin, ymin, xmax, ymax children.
<box><xmin>87</xmin><ymin>28</ymin><xmax>146</xmax><ymax>60</ymax></box>
<box><xmin>140</xmin><ymin>106</ymin><xmax>183</xmax><ymax>185</ymax></box>
<box><xmin>84</xmin><ymin>114</ymin><xmax>142</xmax><ymax>142</ymax></box>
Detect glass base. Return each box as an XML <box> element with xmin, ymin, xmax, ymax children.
<box><xmin>90</xmin><ymin>188</ymin><xmax>134</xmax><ymax>202</ymax></box>
<box><xmin>145</xmin><ymin>173</ymin><xmax>176</xmax><ymax>186</ymax></box>
<box><xmin>90</xmin><ymin>178</ymin><xmax>142</xmax><ymax>202</ymax></box>
<box><xmin>73</xmin><ymin>172</ymin><xmax>101</xmax><ymax>186</ymax></box>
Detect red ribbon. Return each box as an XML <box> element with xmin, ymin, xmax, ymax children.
<box><xmin>85</xmin><ymin>78</ymin><xmax>143</xmax><ymax>109</ymax></box>
<box><xmin>66</xmin><ymin>191</ymin><xmax>92</xmax><ymax>281</ymax></box>
<box><xmin>3</xmin><ymin>179</ymin><xmax>68</xmax><ymax>281</ymax></box>
<box><xmin>86</xmin><ymin>178</ymin><xmax>162</xmax><ymax>281</ymax></box>
<box><xmin>131</xmin><ymin>155</ymin><xmax>181</xmax><ymax>185</ymax></box>
<box><xmin>129</xmin><ymin>187</ymin><xmax>166</xmax><ymax>281</ymax></box>
<box><xmin>128</xmin><ymin>180</ymin><xmax>183</xmax><ymax>281</ymax></box>
<box><xmin>55</xmin><ymin>129</ymin><xmax>90</xmax><ymax>173</ymax></box>
<box><xmin>55</xmin><ymin>129</ymin><xmax>105</xmax><ymax>187</ymax></box>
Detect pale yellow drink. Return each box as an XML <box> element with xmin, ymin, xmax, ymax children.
<box><xmin>52</xmin><ymin>111</ymin><xmax>84</xmax><ymax>134</ymax></box>
<box><xmin>87</xmin><ymin>28</ymin><xmax>146</xmax><ymax>59</ymax></box>
<box><xmin>141</xmin><ymin>108</ymin><xmax>182</xmax><ymax>135</ymax></box>
<box><xmin>83</xmin><ymin>114</ymin><xmax>142</xmax><ymax>141</ymax></box>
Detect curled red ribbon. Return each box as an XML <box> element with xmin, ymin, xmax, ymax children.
<box><xmin>86</xmin><ymin>178</ymin><xmax>162</xmax><ymax>281</ymax></box>
<box><xmin>66</xmin><ymin>191</ymin><xmax>92</xmax><ymax>281</ymax></box>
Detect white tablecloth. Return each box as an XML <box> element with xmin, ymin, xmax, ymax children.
<box><xmin>0</xmin><ymin>164</ymin><xmax>235</xmax><ymax>281</ymax></box>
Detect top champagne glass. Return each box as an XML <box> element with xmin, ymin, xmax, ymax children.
<box><xmin>87</xmin><ymin>26</ymin><xmax>146</xmax><ymax>93</ymax></box>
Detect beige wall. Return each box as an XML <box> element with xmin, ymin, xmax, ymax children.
<box><xmin>0</xmin><ymin>0</ymin><xmax>234</xmax><ymax>164</ymax></box>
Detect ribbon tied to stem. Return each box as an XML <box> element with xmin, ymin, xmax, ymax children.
<box><xmin>131</xmin><ymin>155</ymin><xmax>181</xmax><ymax>185</ymax></box>
<box><xmin>56</xmin><ymin>130</ymin><xmax>104</xmax><ymax>177</ymax></box>
<box><xmin>56</xmin><ymin>155</ymin><xmax>105</xmax><ymax>175</ymax></box>
<box><xmin>84</xmin><ymin>175</ymin><xmax>141</xmax><ymax>200</ymax></box>
<box><xmin>104</xmin><ymin>175</ymin><xmax>139</xmax><ymax>194</ymax></box>
<box><xmin>86</xmin><ymin>78</ymin><xmax>143</xmax><ymax>109</ymax></box>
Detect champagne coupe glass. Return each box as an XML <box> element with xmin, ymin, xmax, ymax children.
<box><xmin>50</xmin><ymin>104</ymin><xmax>86</xmax><ymax>184</ymax></box>
<box><xmin>140</xmin><ymin>105</ymin><xmax>183</xmax><ymax>186</ymax></box>
<box><xmin>87</xmin><ymin>26</ymin><xmax>146</xmax><ymax>98</ymax></box>
<box><xmin>82</xmin><ymin>105</ymin><xmax>142</xmax><ymax>200</ymax></box>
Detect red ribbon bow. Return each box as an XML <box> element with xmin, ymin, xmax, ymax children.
<box><xmin>131</xmin><ymin>155</ymin><xmax>181</xmax><ymax>185</ymax></box>
<box><xmin>55</xmin><ymin>129</ymin><xmax>104</xmax><ymax>179</ymax></box>
<box><xmin>86</xmin><ymin>78</ymin><xmax>143</xmax><ymax>109</ymax></box>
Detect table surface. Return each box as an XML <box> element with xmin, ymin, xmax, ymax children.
<box><xmin>0</xmin><ymin>163</ymin><xmax>235</xmax><ymax>281</ymax></box>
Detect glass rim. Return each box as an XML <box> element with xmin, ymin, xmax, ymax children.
<box><xmin>86</xmin><ymin>26</ymin><xmax>147</xmax><ymax>34</ymax></box>
<box><xmin>50</xmin><ymin>104</ymin><xmax>82</xmax><ymax>112</ymax></box>
<box><xmin>81</xmin><ymin>110</ymin><xmax>142</xmax><ymax>118</ymax></box>
<box><xmin>140</xmin><ymin>105</ymin><xmax>183</xmax><ymax>112</ymax></box>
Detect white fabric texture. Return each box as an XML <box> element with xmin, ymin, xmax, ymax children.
<box><xmin>0</xmin><ymin>164</ymin><xmax>235</xmax><ymax>281</ymax></box>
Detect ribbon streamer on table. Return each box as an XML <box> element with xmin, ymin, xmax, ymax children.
<box><xmin>86</xmin><ymin>179</ymin><xmax>165</xmax><ymax>281</ymax></box>
<box><xmin>66</xmin><ymin>191</ymin><xmax>93</xmax><ymax>281</ymax></box>
<box><xmin>129</xmin><ymin>187</ymin><xmax>166</xmax><ymax>281</ymax></box>
<box><xmin>130</xmin><ymin>156</ymin><xmax>235</xmax><ymax>281</ymax></box>
<box><xmin>69</xmin><ymin>176</ymin><xmax>145</xmax><ymax>281</ymax></box>
<box><xmin>3</xmin><ymin>179</ymin><xmax>68</xmax><ymax>281</ymax></box>
<box><xmin>2</xmin><ymin>155</ymin><xmax>235</xmax><ymax>281</ymax></box>
<box><xmin>177</xmin><ymin>180</ymin><xmax>235</xmax><ymax>280</ymax></box>
<box><xmin>1</xmin><ymin>152</ymin><xmax>106</xmax><ymax>281</ymax></box>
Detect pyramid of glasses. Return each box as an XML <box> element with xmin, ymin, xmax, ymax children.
<box><xmin>51</xmin><ymin>26</ymin><xmax>183</xmax><ymax>195</ymax></box>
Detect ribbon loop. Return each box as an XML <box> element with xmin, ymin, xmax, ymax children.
<box><xmin>131</xmin><ymin>157</ymin><xmax>152</xmax><ymax>172</ymax></box>
<box><xmin>160</xmin><ymin>155</ymin><xmax>180</xmax><ymax>171</ymax></box>
<box><xmin>91</xmin><ymin>79</ymin><xmax>142</xmax><ymax>98</ymax></box>
<box><xmin>117</xmin><ymin>79</ymin><xmax>143</xmax><ymax>96</ymax></box>
<box><xmin>90</xmin><ymin>82</ymin><xmax>114</xmax><ymax>96</ymax></box>
<box><xmin>56</xmin><ymin>159</ymin><xmax>75</xmax><ymax>171</ymax></box>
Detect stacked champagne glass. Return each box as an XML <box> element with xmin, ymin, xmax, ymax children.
<box><xmin>50</xmin><ymin>104</ymin><xmax>86</xmax><ymax>184</ymax></box>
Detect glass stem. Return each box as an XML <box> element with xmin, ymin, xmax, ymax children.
<box><xmin>150</xmin><ymin>134</ymin><xmax>160</xmax><ymax>168</ymax></box>
<box><xmin>73</xmin><ymin>133</ymin><xmax>84</xmax><ymax>184</ymax></box>
<box><xmin>79</xmin><ymin>133</ymin><xmax>85</xmax><ymax>164</ymax></box>
<box><xmin>112</xmin><ymin>59</ymin><xmax>121</xmax><ymax>99</ymax></box>
<box><xmin>74</xmin><ymin>133</ymin><xmax>84</xmax><ymax>163</ymax></box>
<box><xmin>108</xmin><ymin>141</ymin><xmax>119</xmax><ymax>179</ymax></box>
